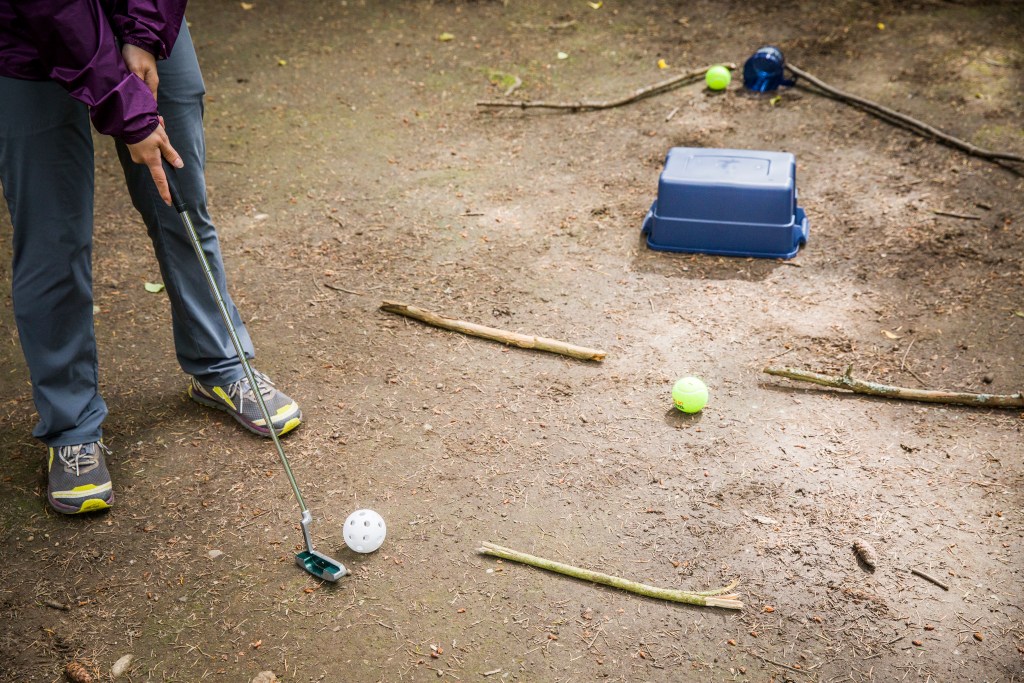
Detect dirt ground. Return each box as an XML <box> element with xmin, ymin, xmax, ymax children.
<box><xmin>1</xmin><ymin>1</ymin><xmax>1022</xmax><ymax>681</ymax></box>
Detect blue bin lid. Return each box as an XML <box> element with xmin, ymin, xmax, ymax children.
<box><xmin>659</xmin><ymin>148</ymin><xmax>796</xmax><ymax>225</ymax></box>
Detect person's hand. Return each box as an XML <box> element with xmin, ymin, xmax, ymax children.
<box><xmin>121</xmin><ymin>43</ymin><xmax>159</xmax><ymax>100</ymax></box>
<box><xmin>126</xmin><ymin>124</ymin><xmax>183</xmax><ymax>205</ymax></box>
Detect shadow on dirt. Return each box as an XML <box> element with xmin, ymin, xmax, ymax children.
<box><xmin>631</xmin><ymin>236</ymin><xmax>788</xmax><ymax>282</ymax></box>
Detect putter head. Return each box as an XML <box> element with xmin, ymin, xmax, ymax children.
<box><xmin>296</xmin><ymin>549</ymin><xmax>348</xmax><ymax>582</ymax></box>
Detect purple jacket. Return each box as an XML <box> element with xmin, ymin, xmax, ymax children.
<box><xmin>0</xmin><ymin>1</ymin><xmax>187</xmax><ymax>142</ymax></box>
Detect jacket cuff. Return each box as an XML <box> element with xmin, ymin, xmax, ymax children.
<box><xmin>118</xmin><ymin>118</ymin><xmax>160</xmax><ymax>145</ymax></box>
<box><xmin>89</xmin><ymin>74</ymin><xmax>161</xmax><ymax>143</ymax></box>
<box><xmin>120</xmin><ymin>33</ymin><xmax>164</xmax><ymax>59</ymax></box>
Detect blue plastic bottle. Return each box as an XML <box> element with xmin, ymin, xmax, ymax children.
<box><xmin>743</xmin><ymin>46</ymin><xmax>795</xmax><ymax>92</ymax></box>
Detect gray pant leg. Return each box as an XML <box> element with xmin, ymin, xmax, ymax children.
<box><xmin>115</xmin><ymin>22</ymin><xmax>253</xmax><ymax>385</ymax></box>
<box><xmin>0</xmin><ymin>77</ymin><xmax>106</xmax><ymax>446</ymax></box>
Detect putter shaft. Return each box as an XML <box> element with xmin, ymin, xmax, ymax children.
<box><xmin>162</xmin><ymin>161</ymin><xmax>347</xmax><ymax>580</ymax></box>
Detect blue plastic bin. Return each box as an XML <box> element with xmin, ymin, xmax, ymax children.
<box><xmin>641</xmin><ymin>147</ymin><xmax>808</xmax><ymax>259</ymax></box>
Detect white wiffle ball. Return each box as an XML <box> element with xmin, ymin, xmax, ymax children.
<box><xmin>343</xmin><ymin>509</ymin><xmax>387</xmax><ymax>553</ymax></box>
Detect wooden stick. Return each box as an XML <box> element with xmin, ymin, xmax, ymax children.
<box><xmin>787</xmin><ymin>62</ymin><xmax>1024</xmax><ymax>164</ymax></box>
<box><xmin>476</xmin><ymin>63</ymin><xmax>736</xmax><ymax>111</ymax></box>
<box><xmin>746</xmin><ymin>651</ymin><xmax>810</xmax><ymax>676</ymax></box>
<box><xmin>763</xmin><ymin>365</ymin><xmax>1024</xmax><ymax>408</ymax></box>
<box><xmin>380</xmin><ymin>301</ymin><xmax>605</xmax><ymax>361</ymax></box>
<box><xmin>477</xmin><ymin>541</ymin><xmax>742</xmax><ymax>609</ymax></box>
<box><xmin>909</xmin><ymin>568</ymin><xmax>950</xmax><ymax>591</ymax></box>
<box><xmin>932</xmin><ymin>210</ymin><xmax>982</xmax><ymax>220</ymax></box>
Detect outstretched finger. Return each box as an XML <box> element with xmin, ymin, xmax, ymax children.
<box><xmin>148</xmin><ymin>160</ymin><xmax>171</xmax><ymax>205</ymax></box>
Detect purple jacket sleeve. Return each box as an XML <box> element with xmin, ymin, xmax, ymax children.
<box><xmin>111</xmin><ymin>0</ymin><xmax>186</xmax><ymax>60</ymax></box>
<box><xmin>12</xmin><ymin>1</ymin><xmax>159</xmax><ymax>143</ymax></box>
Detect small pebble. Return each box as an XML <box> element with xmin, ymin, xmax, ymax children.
<box><xmin>207</xmin><ymin>550</ymin><xmax>224</xmax><ymax>560</ymax></box>
<box><xmin>973</xmin><ymin>632</ymin><xmax>984</xmax><ymax>642</ymax></box>
<box><xmin>251</xmin><ymin>672</ymin><xmax>278</xmax><ymax>683</ymax></box>
<box><xmin>111</xmin><ymin>654</ymin><xmax>134</xmax><ymax>678</ymax></box>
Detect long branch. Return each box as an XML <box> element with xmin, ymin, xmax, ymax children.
<box><xmin>763</xmin><ymin>366</ymin><xmax>1024</xmax><ymax>408</ymax></box>
<box><xmin>476</xmin><ymin>63</ymin><xmax>736</xmax><ymax>111</ymax></box>
<box><xmin>478</xmin><ymin>542</ymin><xmax>742</xmax><ymax>610</ymax></box>
<box><xmin>380</xmin><ymin>301</ymin><xmax>605</xmax><ymax>361</ymax></box>
<box><xmin>787</xmin><ymin>63</ymin><xmax>1024</xmax><ymax>163</ymax></box>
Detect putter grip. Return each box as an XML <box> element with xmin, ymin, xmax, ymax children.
<box><xmin>161</xmin><ymin>159</ymin><xmax>187</xmax><ymax>212</ymax></box>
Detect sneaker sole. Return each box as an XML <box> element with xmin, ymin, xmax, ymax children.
<box><xmin>189</xmin><ymin>387</ymin><xmax>302</xmax><ymax>437</ymax></box>
<box><xmin>47</xmin><ymin>492</ymin><xmax>114</xmax><ymax>515</ymax></box>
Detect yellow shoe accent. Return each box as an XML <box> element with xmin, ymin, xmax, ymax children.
<box><xmin>213</xmin><ymin>386</ymin><xmax>236</xmax><ymax>410</ymax></box>
<box><xmin>77</xmin><ymin>499</ymin><xmax>111</xmax><ymax>513</ymax></box>
<box><xmin>275</xmin><ymin>402</ymin><xmax>298</xmax><ymax>418</ymax></box>
<box><xmin>278</xmin><ymin>417</ymin><xmax>302</xmax><ymax>436</ymax></box>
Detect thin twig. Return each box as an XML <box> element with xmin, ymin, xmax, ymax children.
<box><xmin>381</xmin><ymin>301</ymin><xmax>606</xmax><ymax>361</ymax></box>
<box><xmin>787</xmin><ymin>62</ymin><xmax>1024</xmax><ymax>164</ymax></box>
<box><xmin>909</xmin><ymin>568</ymin><xmax>950</xmax><ymax>591</ymax></box>
<box><xmin>477</xmin><ymin>542</ymin><xmax>742</xmax><ymax>609</ymax></box>
<box><xmin>763</xmin><ymin>365</ymin><xmax>1024</xmax><ymax>409</ymax></box>
<box><xmin>476</xmin><ymin>63</ymin><xmax>735</xmax><ymax>111</ymax></box>
<box><xmin>323</xmin><ymin>282</ymin><xmax>365</xmax><ymax>295</ymax></box>
<box><xmin>932</xmin><ymin>210</ymin><xmax>982</xmax><ymax>220</ymax></box>
<box><xmin>899</xmin><ymin>338</ymin><xmax>916</xmax><ymax>372</ymax></box>
<box><xmin>746</xmin><ymin>651</ymin><xmax>810</xmax><ymax>675</ymax></box>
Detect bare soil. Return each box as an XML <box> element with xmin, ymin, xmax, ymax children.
<box><xmin>1</xmin><ymin>1</ymin><xmax>1022</xmax><ymax>682</ymax></box>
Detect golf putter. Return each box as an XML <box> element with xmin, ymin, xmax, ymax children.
<box><xmin>162</xmin><ymin>160</ymin><xmax>347</xmax><ymax>582</ymax></box>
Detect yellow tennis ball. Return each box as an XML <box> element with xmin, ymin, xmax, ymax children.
<box><xmin>672</xmin><ymin>377</ymin><xmax>708</xmax><ymax>413</ymax></box>
<box><xmin>705</xmin><ymin>65</ymin><xmax>731</xmax><ymax>91</ymax></box>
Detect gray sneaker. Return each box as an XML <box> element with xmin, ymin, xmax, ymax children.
<box><xmin>46</xmin><ymin>442</ymin><xmax>114</xmax><ymax>514</ymax></box>
<box><xmin>188</xmin><ymin>370</ymin><xmax>302</xmax><ymax>437</ymax></box>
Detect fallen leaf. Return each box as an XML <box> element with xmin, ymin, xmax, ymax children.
<box><xmin>881</xmin><ymin>329</ymin><xmax>901</xmax><ymax>339</ymax></box>
<box><xmin>240</xmin><ymin>2</ymin><xmax>253</xmax><ymax>9</ymax></box>
<box><xmin>557</xmin><ymin>51</ymin><xmax>569</xmax><ymax>60</ymax></box>
<box><xmin>438</xmin><ymin>32</ymin><xmax>455</xmax><ymax>42</ymax></box>
<box><xmin>877</xmin><ymin>22</ymin><xmax>886</xmax><ymax>30</ymax></box>
<box><xmin>277</xmin><ymin>59</ymin><xmax>287</xmax><ymax>66</ymax></box>
<box><xmin>657</xmin><ymin>59</ymin><xmax>668</xmax><ymax>69</ymax></box>
<box><xmin>588</xmin><ymin>1</ymin><xmax>603</xmax><ymax>8</ymax></box>
<box><xmin>144</xmin><ymin>282</ymin><xmax>164</xmax><ymax>293</ymax></box>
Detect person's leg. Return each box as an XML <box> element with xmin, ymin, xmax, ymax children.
<box><xmin>115</xmin><ymin>22</ymin><xmax>253</xmax><ymax>385</ymax></box>
<box><xmin>115</xmin><ymin>22</ymin><xmax>301</xmax><ymax>436</ymax></box>
<box><xmin>0</xmin><ymin>76</ymin><xmax>106</xmax><ymax>446</ymax></box>
<box><xmin>0</xmin><ymin>75</ymin><xmax>113</xmax><ymax>513</ymax></box>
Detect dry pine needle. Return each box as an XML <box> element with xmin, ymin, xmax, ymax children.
<box><xmin>852</xmin><ymin>538</ymin><xmax>878</xmax><ymax>568</ymax></box>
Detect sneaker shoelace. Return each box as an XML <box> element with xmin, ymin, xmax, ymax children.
<box><xmin>58</xmin><ymin>442</ymin><xmax>110</xmax><ymax>476</ymax></box>
<box><xmin>224</xmin><ymin>370</ymin><xmax>277</xmax><ymax>415</ymax></box>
